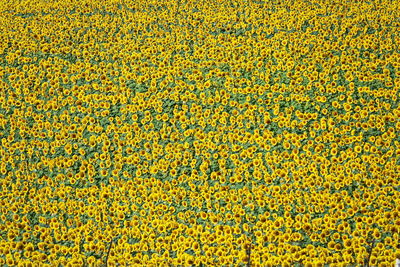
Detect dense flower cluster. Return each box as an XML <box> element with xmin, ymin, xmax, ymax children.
<box><xmin>0</xmin><ymin>0</ymin><xmax>400</xmax><ymax>265</ymax></box>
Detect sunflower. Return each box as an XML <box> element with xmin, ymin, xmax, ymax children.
<box><xmin>100</xmin><ymin>169</ymin><xmax>108</xmax><ymax>177</ymax></box>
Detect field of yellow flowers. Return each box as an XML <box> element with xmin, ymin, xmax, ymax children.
<box><xmin>0</xmin><ymin>0</ymin><xmax>400</xmax><ymax>266</ymax></box>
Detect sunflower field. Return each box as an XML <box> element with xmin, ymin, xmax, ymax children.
<box><xmin>0</xmin><ymin>0</ymin><xmax>400</xmax><ymax>266</ymax></box>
